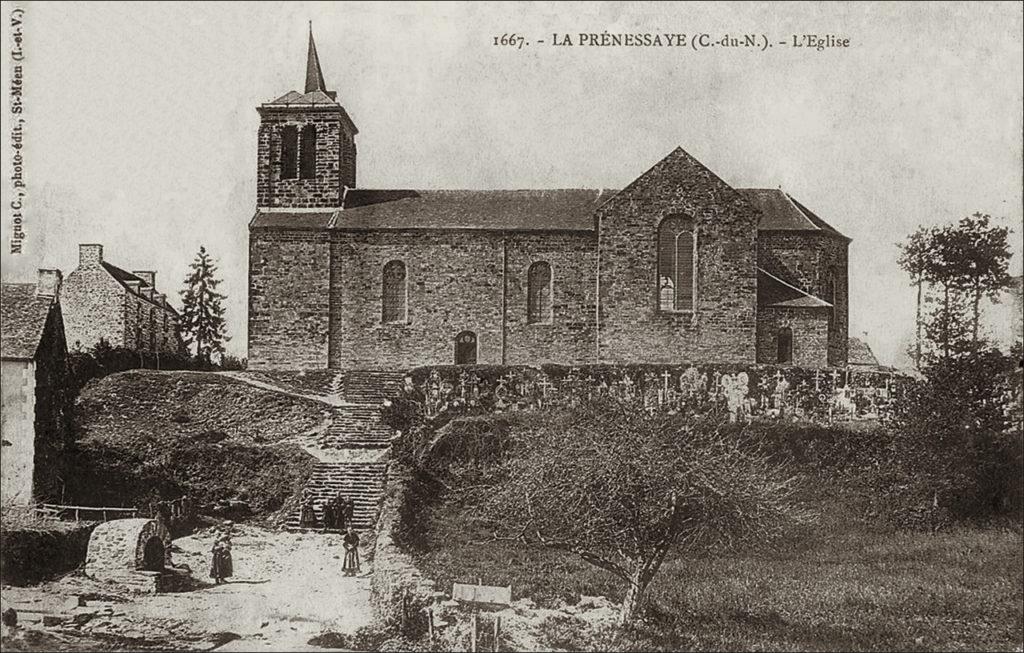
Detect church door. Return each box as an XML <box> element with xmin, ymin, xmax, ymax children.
<box><xmin>455</xmin><ymin>331</ymin><xmax>477</xmax><ymax>365</ymax></box>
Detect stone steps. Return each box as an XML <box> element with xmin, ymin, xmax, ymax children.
<box><xmin>339</xmin><ymin>370</ymin><xmax>405</xmax><ymax>405</ymax></box>
<box><xmin>284</xmin><ymin>462</ymin><xmax>387</xmax><ymax>531</ymax></box>
<box><xmin>316</xmin><ymin>404</ymin><xmax>394</xmax><ymax>449</ymax></box>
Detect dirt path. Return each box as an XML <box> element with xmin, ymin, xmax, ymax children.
<box><xmin>2</xmin><ymin>525</ymin><xmax>373</xmax><ymax>652</ymax></box>
<box><xmin>163</xmin><ymin>525</ymin><xmax>373</xmax><ymax>650</ymax></box>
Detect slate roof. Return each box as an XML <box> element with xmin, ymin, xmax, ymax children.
<box><xmin>1</xmin><ymin>283</ymin><xmax>54</xmax><ymax>360</ymax></box>
<box><xmin>101</xmin><ymin>262</ymin><xmax>179</xmax><ymax>317</ymax></box>
<box><xmin>739</xmin><ymin>188</ymin><xmax>849</xmax><ymax>240</ymax></box>
<box><xmin>757</xmin><ymin>268</ymin><xmax>832</xmax><ymax>309</ymax></box>
<box><xmin>848</xmin><ymin>337</ymin><xmax>881</xmax><ymax>367</ymax></box>
<box><xmin>251</xmin><ymin>187</ymin><xmax>849</xmax><ymax>237</ymax></box>
<box><xmin>251</xmin><ymin>189</ymin><xmax>617</xmax><ymax>232</ymax></box>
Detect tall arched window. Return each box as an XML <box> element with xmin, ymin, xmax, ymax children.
<box><xmin>657</xmin><ymin>216</ymin><xmax>696</xmax><ymax>312</ymax></box>
<box><xmin>382</xmin><ymin>260</ymin><xmax>407</xmax><ymax>323</ymax></box>
<box><xmin>527</xmin><ymin>261</ymin><xmax>552</xmax><ymax>324</ymax></box>
<box><xmin>299</xmin><ymin>125</ymin><xmax>317</xmax><ymax>179</ymax></box>
<box><xmin>777</xmin><ymin>327</ymin><xmax>794</xmax><ymax>364</ymax></box>
<box><xmin>280</xmin><ymin>126</ymin><xmax>298</xmax><ymax>179</ymax></box>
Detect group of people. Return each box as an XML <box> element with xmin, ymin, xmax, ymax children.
<box><xmin>208</xmin><ymin>514</ymin><xmax>360</xmax><ymax>585</ymax></box>
<box><xmin>299</xmin><ymin>490</ymin><xmax>355</xmax><ymax>532</ymax></box>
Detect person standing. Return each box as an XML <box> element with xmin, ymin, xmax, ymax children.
<box><xmin>299</xmin><ymin>491</ymin><xmax>317</xmax><ymax>529</ymax></box>
<box><xmin>321</xmin><ymin>497</ymin><xmax>337</xmax><ymax>533</ymax></box>
<box><xmin>342</xmin><ymin>526</ymin><xmax>360</xmax><ymax>577</ymax></box>
<box><xmin>210</xmin><ymin>527</ymin><xmax>234</xmax><ymax>585</ymax></box>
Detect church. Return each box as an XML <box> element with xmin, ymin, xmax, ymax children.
<box><xmin>248</xmin><ymin>32</ymin><xmax>850</xmax><ymax>371</ymax></box>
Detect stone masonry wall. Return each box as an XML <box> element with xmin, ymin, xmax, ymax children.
<box><xmin>256</xmin><ymin>108</ymin><xmax>352</xmax><ymax>208</ymax></box>
<box><xmin>504</xmin><ymin>232</ymin><xmax>599</xmax><ymax>366</ymax></box>
<box><xmin>597</xmin><ymin>148</ymin><xmax>760</xmax><ymax>364</ymax></box>
<box><xmin>248</xmin><ymin>228</ymin><xmax>332</xmax><ymax>369</ymax></box>
<box><xmin>327</xmin><ymin>230</ymin><xmax>598</xmax><ymax>370</ymax></box>
<box><xmin>62</xmin><ymin>265</ymin><xmax>127</xmax><ymax>351</ymax></box>
<box><xmin>0</xmin><ymin>360</ymin><xmax>35</xmax><ymax>505</ymax></box>
<box><xmin>758</xmin><ymin>231</ymin><xmax>849</xmax><ymax>366</ymax></box>
<box><xmin>756</xmin><ymin>306</ymin><xmax>830</xmax><ymax>367</ymax></box>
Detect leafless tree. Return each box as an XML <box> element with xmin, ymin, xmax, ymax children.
<box><xmin>475</xmin><ymin>398</ymin><xmax>803</xmax><ymax>623</ymax></box>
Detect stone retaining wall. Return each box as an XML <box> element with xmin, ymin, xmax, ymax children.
<box><xmin>369</xmin><ymin>464</ymin><xmax>438</xmax><ymax>633</ymax></box>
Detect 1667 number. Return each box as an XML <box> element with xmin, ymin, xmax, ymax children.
<box><xmin>493</xmin><ymin>33</ymin><xmax>527</xmax><ymax>49</ymax></box>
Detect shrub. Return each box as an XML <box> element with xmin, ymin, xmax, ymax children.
<box><xmin>884</xmin><ymin>348</ymin><xmax>1022</xmax><ymax>524</ymax></box>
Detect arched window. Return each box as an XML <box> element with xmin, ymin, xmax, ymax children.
<box><xmin>299</xmin><ymin>125</ymin><xmax>316</xmax><ymax>179</ymax></box>
<box><xmin>777</xmin><ymin>327</ymin><xmax>793</xmax><ymax>364</ymax></box>
<box><xmin>280</xmin><ymin>126</ymin><xmax>298</xmax><ymax>179</ymax></box>
<box><xmin>382</xmin><ymin>261</ymin><xmax>407</xmax><ymax>323</ymax></box>
<box><xmin>527</xmin><ymin>261</ymin><xmax>552</xmax><ymax>324</ymax></box>
<box><xmin>657</xmin><ymin>216</ymin><xmax>696</xmax><ymax>312</ymax></box>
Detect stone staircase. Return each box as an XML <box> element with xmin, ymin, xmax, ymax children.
<box><xmin>285</xmin><ymin>370</ymin><xmax>406</xmax><ymax>532</ymax></box>
<box><xmin>284</xmin><ymin>462</ymin><xmax>387</xmax><ymax>532</ymax></box>
<box><xmin>318</xmin><ymin>404</ymin><xmax>395</xmax><ymax>449</ymax></box>
<box><xmin>338</xmin><ymin>370</ymin><xmax>406</xmax><ymax>404</ymax></box>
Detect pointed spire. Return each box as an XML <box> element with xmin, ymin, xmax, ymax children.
<box><xmin>305</xmin><ymin>22</ymin><xmax>327</xmax><ymax>94</ymax></box>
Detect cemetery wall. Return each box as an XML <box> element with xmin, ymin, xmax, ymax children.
<box><xmin>399</xmin><ymin>363</ymin><xmax>910</xmax><ymax>425</ymax></box>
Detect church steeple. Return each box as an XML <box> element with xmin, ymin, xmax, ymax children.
<box><xmin>305</xmin><ymin>23</ymin><xmax>328</xmax><ymax>94</ymax></box>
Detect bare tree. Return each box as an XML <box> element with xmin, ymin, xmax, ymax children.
<box><xmin>474</xmin><ymin>399</ymin><xmax>802</xmax><ymax>623</ymax></box>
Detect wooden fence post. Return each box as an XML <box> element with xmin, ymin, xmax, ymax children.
<box><xmin>471</xmin><ymin>612</ymin><xmax>478</xmax><ymax>653</ymax></box>
<box><xmin>493</xmin><ymin>615</ymin><xmax>500</xmax><ymax>652</ymax></box>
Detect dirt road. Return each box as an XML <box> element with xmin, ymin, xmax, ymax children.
<box><xmin>2</xmin><ymin>525</ymin><xmax>373</xmax><ymax>651</ymax></box>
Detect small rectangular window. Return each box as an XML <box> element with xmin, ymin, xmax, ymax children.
<box><xmin>280</xmin><ymin>126</ymin><xmax>298</xmax><ymax>179</ymax></box>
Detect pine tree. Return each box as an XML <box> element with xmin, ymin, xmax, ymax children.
<box><xmin>179</xmin><ymin>246</ymin><xmax>228</xmax><ymax>365</ymax></box>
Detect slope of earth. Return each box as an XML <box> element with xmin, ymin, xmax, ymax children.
<box><xmin>66</xmin><ymin>371</ymin><xmax>333</xmax><ymax>516</ymax></box>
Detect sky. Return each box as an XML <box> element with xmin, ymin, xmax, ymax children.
<box><xmin>2</xmin><ymin>1</ymin><xmax>1021</xmax><ymax>365</ymax></box>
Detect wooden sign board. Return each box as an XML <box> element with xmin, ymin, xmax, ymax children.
<box><xmin>452</xmin><ymin>582</ymin><xmax>512</xmax><ymax>608</ymax></box>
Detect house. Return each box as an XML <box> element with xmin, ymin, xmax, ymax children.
<box><xmin>62</xmin><ymin>244</ymin><xmax>182</xmax><ymax>355</ymax></box>
<box><xmin>248</xmin><ymin>31</ymin><xmax>850</xmax><ymax>371</ymax></box>
<box><xmin>1</xmin><ymin>270</ymin><xmax>75</xmax><ymax>505</ymax></box>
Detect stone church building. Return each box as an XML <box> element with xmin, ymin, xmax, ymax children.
<box><xmin>248</xmin><ymin>33</ymin><xmax>849</xmax><ymax>371</ymax></box>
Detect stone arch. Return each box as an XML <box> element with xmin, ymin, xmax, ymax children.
<box><xmin>85</xmin><ymin>518</ymin><xmax>171</xmax><ymax>579</ymax></box>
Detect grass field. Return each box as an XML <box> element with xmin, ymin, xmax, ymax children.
<box><xmin>410</xmin><ymin>474</ymin><xmax>1024</xmax><ymax>651</ymax></box>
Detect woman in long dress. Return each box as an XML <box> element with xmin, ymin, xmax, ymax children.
<box><xmin>210</xmin><ymin>529</ymin><xmax>233</xmax><ymax>584</ymax></box>
<box><xmin>341</xmin><ymin>527</ymin><xmax>360</xmax><ymax>577</ymax></box>
<box><xmin>299</xmin><ymin>492</ymin><xmax>317</xmax><ymax>529</ymax></box>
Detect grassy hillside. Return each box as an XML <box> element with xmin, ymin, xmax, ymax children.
<box><xmin>399</xmin><ymin>414</ymin><xmax>1024</xmax><ymax>651</ymax></box>
<box><xmin>64</xmin><ymin>371</ymin><xmax>331</xmax><ymax>517</ymax></box>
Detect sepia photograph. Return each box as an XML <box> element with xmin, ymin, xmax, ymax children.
<box><xmin>0</xmin><ymin>2</ymin><xmax>1021</xmax><ymax>651</ymax></box>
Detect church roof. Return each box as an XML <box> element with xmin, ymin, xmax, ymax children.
<box><xmin>739</xmin><ymin>188</ymin><xmax>849</xmax><ymax>240</ymax></box>
<box><xmin>848</xmin><ymin>337</ymin><xmax>881</xmax><ymax>367</ymax></box>
<box><xmin>757</xmin><ymin>267</ymin><xmax>832</xmax><ymax>309</ymax></box>
<box><xmin>251</xmin><ymin>189</ymin><xmax>616</xmax><ymax>232</ymax></box>
<box><xmin>252</xmin><ymin>187</ymin><xmax>850</xmax><ymax>235</ymax></box>
<box><xmin>1</xmin><ymin>283</ymin><xmax>55</xmax><ymax>360</ymax></box>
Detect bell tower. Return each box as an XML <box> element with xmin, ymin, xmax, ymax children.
<box><xmin>256</xmin><ymin>26</ymin><xmax>358</xmax><ymax>209</ymax></box>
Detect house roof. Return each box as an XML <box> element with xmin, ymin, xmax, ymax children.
<box><xmin>739</xmin><ymin>188</ymin><xmax>849</xmax><ymax>240</ymax></box>
<box><xmin>251</xmin><ymin>189</ymin><xmax>617</xmax><ymax>232</ymax></box>
<box><xmin>101</xmin><ymin>262</ymin><xmax>179</xmax><ymax>317</ymax></box>
<box><xmin>848</xmin><ymin>337</ymin><xmax>881</xmax><ymax>367</ymax></box>
<box><xmin>757</xmin><ymin>267</ymin><xmax>832</xmax><ymax>309</ymax></box>
<box><xmin>1</xmin><ymin>283</ymin><xmax>54</xmax><ymax>360</ymax></box>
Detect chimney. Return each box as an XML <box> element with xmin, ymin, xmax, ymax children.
<box><xmin>79</xmin><ymin>244</ymin><xmax>103</xmax><ymax>268</ymax></box>
<box><xmin>153</xmin><ymin>292</ymin><xmax>166</xmax><ymax>307</ymax></box>
<box><xmin>126</xmin><ymin>280</ymin><xmax>141</xmax><ymax>295</ymax></box>
<box><xmin>132</xmin><ymin>270</ymin><xmax>155</xmax><ymax>289</ymax></box>
<box><xmin>141</xmin><ymin>287</ymin><xmax>155</xmax><ymax>301</ymax></box>
<box><xmin>36</xmin><ymin>269</ymin><xmax>62</xmax><ymax>300</ymax></box>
